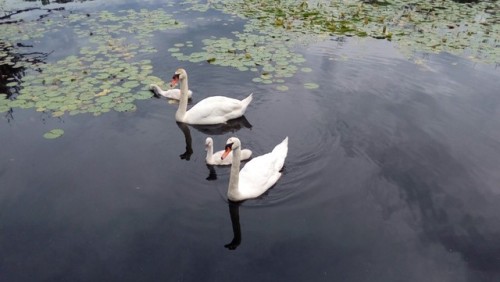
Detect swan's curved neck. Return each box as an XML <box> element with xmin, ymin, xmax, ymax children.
<box><xmin>228</xmin><ymin>147</ymin><xmax>241</xmax><ymax>200</ymax></box>
<box><xmin>176</xmin><ymin>76</ymin><xmax>189</xmax><ymax>122</ymax></box>
<box><xmin>206</xmin><ymin>144</ymin><xmax>213</xmax><ymax>162</ymax></box>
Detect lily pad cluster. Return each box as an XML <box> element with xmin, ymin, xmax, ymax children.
<box><xmin>69</xmin><ymin>9</ymin><xmax>183</xmax><ymax>49</ymax></box>
<box><xmin>0</xmin><ymin>92</ymin><xmax>10</xmax><ymax>113</ymax></box>
<box><xmin>15</xmin><ymin>55</ymin><xmax>161</xmax><ymax>116</ymax></box>
<box><xmin>181</xmin><ymin>0</ymin><xmax>499</xmax><ymax>64</ymax></box>
<box><xmin>171</xmin><ymin>32</ymin><xmax>307</xmax><ymax>88</ymax></box>
<box><xmin>1</xmin><ymin>9</ymin><xmax>185</xmax><ymax>116</ymax></box>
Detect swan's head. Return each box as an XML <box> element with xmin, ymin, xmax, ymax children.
<box><xmin>205</xmin><ymin>137</ymin><xmax>213</xmax><ymax>151</ymax></box>
<box><xmin>221</xmin><ymin>137</ymin><xmax>241</xmax><ymax>160</ymax></box>
<box><xmin>150</xmin><ymin>84</ymin><xmax>161</xmax><ymax>95</ymax></box>
<box><xmin>170</xmin><ymin>68</ymin><xmax>187</xmax><ymax>87</ymax></box>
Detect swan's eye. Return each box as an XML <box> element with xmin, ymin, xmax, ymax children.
<box><xmin>172</xmin><ymin>73</ymin><xmax>180</xmax><ymax>80</ymax></box>
<box><xmin>225</xmin><ymin>143</ymin><xmax>233</xmax><ymax>150</ymax></box>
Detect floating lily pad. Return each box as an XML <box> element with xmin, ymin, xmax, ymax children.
<box><xmin>135</xmin><ymin>91</ymin><xmax>153</xmax><ymax>100</ymax></box>
<box><xmin>122</xmin><ymin>81</ymin><xmax>140</xmax><ymax>89</ymax></box>
<box><xmin>304</xmin><ymin>83</ymin><xmax>319</xmax><ymax>90</ymax></box>
<box><xmin>0</xmin><ymin>105</ymin><xmax>9</xmax><ymax>113</ymax></box>
<box><xmin>114</xmin><ymin>103</ymin><xmax>137</xmax><ymax>112</ymax></box>
<box><xmin>52</xmin><ymin>111</ymin><xmax>65</xmax><ymax>117</ymax></box>
<box><xmin>276</xmin><ymin>85</ymin><xmax>289</xmax><ymax>91</ymax></box>
<box><xmin>43</xmin><ymin>129</ymin><xmax>65</xmax><ymax>139</ymax></box>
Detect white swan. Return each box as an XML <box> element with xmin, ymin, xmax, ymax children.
<box><xmin>205</xmin><ymin>137</ymin><xmax>252</xmax><ymax>165</ymax></box>
<box><xmin>171</xmin><ymin>68</ymin><xmax>253</xmax><ymax>125</ymax></box>
<box><xmin>150</xmin><ymin>84</ymin><xmax>193</xmax><ymax>100</ymax></box>
<box><xmin>222</xmin><ymin>136</ymin><xmax>288</xmax><ymax>201</ymax></box>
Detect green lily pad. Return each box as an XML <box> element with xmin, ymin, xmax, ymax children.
<box><xmin>52</xmin><ymin>111</ymin><xmax>65</xmax><ymax>117</ymax></box>
<box><xmin>43</xmin><ymin>129</ymin><xmax>65</xmax><ymax>139</ymax></box>
<box><xmin>135</xmin><ymin>91</ymin><xmax>153</xmax><ymax>100</ymax></box>
<box><xmin>276</xmin><ymin>85</ymin><xmax>289</xmax><ymax>91</ymax></box>
<box><xmin>304</xmin><ymin>83</ymin><xmax>319</xmax><ymax>90</ymax></box>
<box><xmin>122</xmin><ymin>81</ymin><xmax>140</xmax><ymax>89</ymax></box>
<box><xmin>0</xmin><ymin>105</ymin><xmax>9</xmax><ymax>113</ymax></box>
<box><xmin>114</xmin><ymin>103</ymin><xmax>137</xmax><ymax>112</ymax></box>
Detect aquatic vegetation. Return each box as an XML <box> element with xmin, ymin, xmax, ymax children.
<box><xmin>0</xmin><ymin>92</ymin><xmax>10</xmax><ymax>113</ymax></box>
<box><xmin>303</xmin><ymin>82</ymin><xmax>319</xmax><ymax>90</ymax></box>
<box><xmin>170</xmin><ymin>0</ymin><xmax>497</xmax><ymax>92</ymax></box>
<box><xmin>171</xmin><ymin>32</ymin><xmax>307</xmax><ymax>88</ymax></box>
<box><xmin>1</xmin><ymin>8</ymin><xmax>185</xmax><ymax>116</ymax></box>
<box><xmin>180</xmin><ymin>0</ymin><xmax>498</xmax><ymax>63</ymax></box>
<box><xmin>276</xmin><ymin>85</ymin><xmax>289</xmax><ymax>91</ymax></box>
<box><xmin>43</xmin><ymin>128</ymin><xmax>64</xmax><ymax>139</ymax></box>
<box><xmin>1</xmin><ymin>0</ymin><xmax>497</xmax><ymax>118</ymax></box>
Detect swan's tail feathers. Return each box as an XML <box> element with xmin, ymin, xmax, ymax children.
<box><xmin>241</xmin><ymin>93</ymin><xmax>253</xmax><ymax>110</ymax></box>
<box><xmin>272</xmin><ymin>136</ymin><xmax>289</xmax><ymax>171</ymax></box>
<box><xmin>272</xmin><ymin>136</ymin><xmax>288</xmax><ymax>155</ymax></box>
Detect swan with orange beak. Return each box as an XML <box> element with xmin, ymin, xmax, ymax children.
<box><xmin>170</xmin><ymin>68</ymin><xmax>253</xmax><ymax>125</ymax></box>
<box><xmin>222</xmin><ymin>136</ymin><xmax>288</xmax><ymax>201</ymax></box>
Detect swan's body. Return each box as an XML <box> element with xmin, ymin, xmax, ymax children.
<box><xmin>171</xmin><ymin>68</ymin><xmax>253</xmax><ymax>125</ymax></box>
<box><xmin>150</xmin><ymin>84</ymin><xmax>192</xmax><ymax>100</ymax></box>
<box><xmin>205</xmin><ymin>137</ymin><xmax>252</xmax><ymax>165</ymax></box>
<box><xmin>222</xmin><ymin>137</ymin><xmax>288</xmax><ymax>201</ymax></box>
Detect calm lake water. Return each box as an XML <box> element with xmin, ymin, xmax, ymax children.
<box><xmin>1</xmin><ymin>1</ymin><xmax>500</xmax><ymax>281</ymax></box>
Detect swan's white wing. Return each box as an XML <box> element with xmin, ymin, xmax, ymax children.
<box><xmin>271</xmin><ymin>137</ymin><xmax>288</xmax><ymax>171</ymax></box>
<box><xmin>237</xmin><ymin>154</ymin><xmax>282</xmax><ymax>199</ymax></box>
<box><xmin>237</xmin><ymin>137</ymin><xmax>288</xmax><ymax>199</ymax></box>
<box><xmin>165</xmin><ymin>89</ymin><xmax>193</xmax><ymax>99</ymax></box>
<box><xmin>164</xmin><ymin>89</ymin><xmax>181</xmax><ymax>99</ymax></box>
<box><xmin>240</xmin><ymin>149</ymin><xmax>253</xmax><ymax>161</ymax></box>
<box><xmin>186</xmin><ymin>96</ymin><xmax>245</xmax><ymax>124</ymax></box>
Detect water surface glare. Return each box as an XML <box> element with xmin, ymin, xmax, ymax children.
<box><xmin>1</xmin><ymin>1</ymin><xmax>500</xmax><ymax>282</ymax></box>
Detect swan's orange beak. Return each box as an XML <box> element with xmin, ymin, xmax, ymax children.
<box><xmin>170</xmin><ymin>74</ymin><xmax>179</xmax><ymax>87</ymax></box>
<box><xmin>221</xmin><ymin>144</ymin><xmax>232</xmax><ymax>160</ymax></box>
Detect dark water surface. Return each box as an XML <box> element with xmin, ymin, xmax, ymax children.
<box><xmin>1</xmin><ymin>1</ymin><xmax>500</xmax><ymax>282</ymax></box>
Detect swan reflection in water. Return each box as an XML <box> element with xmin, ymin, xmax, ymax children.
<box><xmin>175</xmin><ymin>117</ymin><xmax>250</xmax><ymax>250</ymax></box>
<box><xmin>176</xmin><ymin>122</ymin><xmax>193</xmax><ymax>160</ymax></box>
<box><xmin>225</xmin><ymin>201</ymin><xmax>242</xmax><ymax>250</ymax></box>
<box><xmin>206</xmin><ymin>164</ymin><xmax>218</xmax><ymax>181</ymax></box>
<box><xmin>175</xmin><ymin>116</ymin><xmax>252</xmax><ymax>162</ymax></box>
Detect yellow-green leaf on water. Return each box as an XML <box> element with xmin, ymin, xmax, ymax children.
<box><xmin>52</xmin><ymin>111</ymin><xmax>65</xmax><ymax>117</ymax></box>
<box><xmin>0</xmin><ymin>105</ymin><xmax>9</xmax><ymax>113</ymax></box>
<box><xmin>95</xmin><ymin>89</ymin><xmax>111</xmax><ymax>97</ymax></box>
<box><xmin>114</xmin><ymin>103</ymin><xmax>136</xmax><ymax>112</ymax></box>
<box><xmin>43</xmin><ymin>129</ymin><xmax>64</xmax><ymax>139</ymax></box>
<box><xmin>135</xmin><ymin>91</ymin><xmax>153</xmax><ymax>100</ymax></box>
<box><xmin>304</xmin><ymin>83</ymin><xmax>319</xmax><ymax>90</ymax></box>
<box><xmin>276</xmin><ymin>85</ymin><xmax>289</xmax><ymax>91</ymax></box>
<box><xmin>122</xmin><ymin>81</ymin><xmax>140</xmax><ymax>89</ymax></box>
